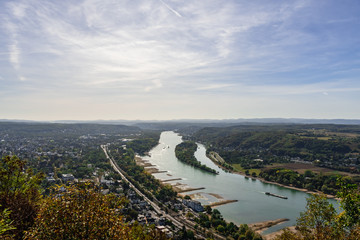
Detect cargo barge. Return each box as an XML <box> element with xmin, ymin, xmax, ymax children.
<box><xmin>265</xmin><ymin>192</ymin><xmax>288</xmax><ymax>199</ymax></box>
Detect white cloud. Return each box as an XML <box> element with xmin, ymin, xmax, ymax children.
<box><xmin>197</xmin><ymin>84</ymin><xmax>234</xmax><ymax>90</ymax></box>
<box><xmin>145</xmin><ymin>79</ymin><xmax>163</xmax><ymax>92</ymax></box>
<box><xmin>8</xmin><ymin>2</ymin><xmax>28</xmax><ymax>19</ymax></box>
<box><xmin>8</xmin><ymin>42</ymin><xmax>20</xmax><ymax>70</ymax></box>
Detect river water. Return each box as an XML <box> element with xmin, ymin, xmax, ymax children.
<box><xmin>142</xmin><ymin>131</ymin><xmax>338</xmax><ymax>234</ymax></box>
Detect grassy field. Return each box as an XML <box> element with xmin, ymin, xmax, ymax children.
<box><xmin>265</xmin><ymin>163</ymin><xmax>359</xmax><ymax>176</ymax></box>
<box><xmin>231</xmin><ymin>164</ymin><xmax>261</xmax><ymax>176</ymax></box>
<box><xmin>298</xmin><ymin>136</ymin><xmax>332</xmax><ymax>140</ymax></box>
<box><xmin>230</xmin><ymin>162</ymin><xmax>359</xmax><ymax>177</ymax></box>
<box><xmin>304</xmin><ymin>129</ymin><xmax>360</xmax><ymax>138</ymax></box>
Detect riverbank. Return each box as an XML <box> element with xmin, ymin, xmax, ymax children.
<box><xmin>262</xmin><ymin>226</ymin><xmax>297</xmax><ymax>240</ymax></box>
<box><xmin>135</xmin><ymin>157</ymin><xmax>156</xmax><ymax>167</ymax></box>
<box><xmin>208</xmin><ymin>199</ymin><xmax>238</xmax><ymax>207</ymax></box>
<box><xmin>259</xmin><ymin>177</ymin><xmax>338</xmax><ymax>199</ymax></box>
<box><xmin>135</xmin><ymin>156</ymin><xmax>207</xmax><ymax>194</ymax></box>
<box><xmin>136</xmin><ymin>155</ymin><xmax>239</xmax><ymax>207</ymax></box>
<box><xmin>207</xmin><ymin>151</ymin><xmax>338</xmax><ymax>199</ymax></box>
<box><xmin>249</xmin><ymin>218</ymin><xmax>289</xmax><ymax>234</ymax></box>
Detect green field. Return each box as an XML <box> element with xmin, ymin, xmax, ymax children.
<box><xmin>231</xmin><ymin>164</ymin><xmax>261</xmax><ymax>176</ymax></box>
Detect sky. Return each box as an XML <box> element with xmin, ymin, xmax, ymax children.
<box><xmin>1</xmin><ymin>0</ymin><xmax>360</xmax><ymax>121</ymax></box>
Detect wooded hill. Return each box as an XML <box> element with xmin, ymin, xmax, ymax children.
<box><xmin>193</xmin><ymin>124</ymin><xmax>360</xmax><ymax>172</ymax></box>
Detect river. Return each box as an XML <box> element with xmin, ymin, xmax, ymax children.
<box><xmin>142</xmin><ymin>131</ymin><xmax>338</xmax><ymax>234</ymax></box>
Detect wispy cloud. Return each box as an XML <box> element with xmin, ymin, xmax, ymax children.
<box><xmin>160</xmin><ymin>0</ymin><xmax>182</xmax><ymax>18</ymax></box>
<box><xmin>1</xmin><ymin>0</ymin><xmax>359</xmax><ymax>120</ymax></box>
<box><xmin>197</xmin><ymin>84</ymin><xmax>234</xmax><ymax>91</ymax></box>
<box><xmin>2</xmin><ymin>0</ymin><xmax>311</xmax><ymax>87</ymax></box>
<box><xmin>8</xmin><ymin>2</ymin><xmax>28</xmax><ymax>19</ymax></box>
<box><xmin>145</xmin><ymin>79</ymin><xmax>163</xmax><ymax>92</ymax></box>
<box><xmin>8</xmin><ymin>42</ymin><xmax>20</xmax><ymax>70</ymax></box>
<box><xmin>3</xmin><ymin>18</ymin><xmax>21</xmax><ymax>71</ymax></box>
<box><xmin>241</xmin><ymin>82</ymin><xmax>360</xmax><ymax>96</ymax></box>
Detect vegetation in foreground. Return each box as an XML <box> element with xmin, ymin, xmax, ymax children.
<box><xmin>0</xmin><ymin>156</ymin><xmax>167</xmax><ymax>240</ymax></box>
<box><xmin>193</xmin><ymin>206</ymin><xmax>262</xmax><ymax>240</ymax></box>
<box><xmin>0</xmin><ymin>156</ymin><xmax>44</xmax><ymax>239</ymax></box>
<box><xmin>275</xmin><ymin>179</ymin><xmax>360</xmax><ymax>240</ymax></box>
<box><xmin>1</xmin><ymin>155</ymin><xmax>359</xmax><ymax>240</ymax></box>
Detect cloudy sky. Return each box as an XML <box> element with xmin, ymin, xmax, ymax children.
<box><xmin>1</xmin><ymin>0</ymin><xmax>360</xmax><ymax>121</ymax></box>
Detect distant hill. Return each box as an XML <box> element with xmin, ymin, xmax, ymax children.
<box><xmin>193</xmin><ymin>124</ymin><xmax>360</xmax><ymax>146</ymax></box>
<box><xmin>1</xmin><ymin>118</ymin><xmax>360</xmax><ymax>132</ymax></box>
<box><xmin>0</xmin><ymin>122</ymin><xmax>141</xmax><ymax>136</ymax></box>
<box><xmin>57</xmin><ymin>118</ymin><xmax>360</xmax><ymax>126</ymax></box>
<box><xmin>131</xmin><ymin>119</ymin><xmax>360</xmax><ymax>135</ymax></box>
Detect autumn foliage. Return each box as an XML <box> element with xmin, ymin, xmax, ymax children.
<box><xmin>0</xmin><ymin>156</ymin><xmax>168</xmax><ymax>240</ymax></box>
<box><xmin>24</xmin><ymin>184</ymin><xmax>167</xmax><ymax>240</ymax></box>
<box><xmin>0</xmin><ymin>156</ymin><xmax>44</xmax><ymax>239</ymax></box>
<box><xmin>275</xmin><ymin>178</ymin><xmax>360</xmax><ymax>240</ymax></box>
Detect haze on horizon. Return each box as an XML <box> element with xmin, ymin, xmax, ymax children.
<box><xmin>1</xmin><ymin>0</ymin><xmax>360</xmax><ymax>121</ymax></box>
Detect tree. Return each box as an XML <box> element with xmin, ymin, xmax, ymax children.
<box><xmin>238</xmin><ymin>224</ymin><xmax>249</xmax><ymax>235</ymax></box>
<box><xmin>296</xmin><ymin>194</ymin><xmax>338</xmax><ymax>239</ymax></box>
<box><xmin>186</xmin><ymin>230</ymin><xmax>195</xmax><ymax>239</ymax></box>
<box><xmin>245</xmin><ymin>229</ymin><xmax>254</xmax><ymax>239</ymax></box>
<box><xmin>0</xmin><ymin>155</ymin><xmax>44</xmax><ymax>239</ymax></box>
<box><xmin>276</xmin><ymin>178</ymin><xmax>360</xmax><ymax>240</ymax></box>
<box><xmin>205</xmin><ymin>205</ymin><xmax>212</xmax><ymax>214</ymax></box>
<box><xmin>236</xmin><ymin>224</ymin><xmax>262</xmax><ymax>240</ymax></box>
<box><xmin>336</xmin><ymin>180</ymin><xmax>360</xmax><ymax>229</ymax></box>
<box><xmin>217</xmin><ymin>225</ymin><xmax>225</xmax><ymax>233</ymax></box>
<box><xmin>0</xmin><ymin>205</ymin><xmax>15</xmax><ymax>237</ymax></box>
<box><xmin>25</xmin><ymin>183</ymin><xmax>167</xmax><ymax>240</ymax></box>
<box><xmin>157</xmin><ymin>184</ymin><xmax>177</xmax><ymax>201</ymax></box>
<box><xmin>273</xmin><ymin>228</ymin><xmax>298</xmax><ymax>240</ymax></box>
<box><xmin>304</xmin><ymin>170</ymin><xmax>314</xmax><ymax>178</ymax></box>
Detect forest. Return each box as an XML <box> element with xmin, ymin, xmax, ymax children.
<box><xmin>194</xmin><ymin>124</ymin><xmax>360</xmax><ymax>172</ymax></box>
<box><xmin>175</xmin><ymin>141</ymin><xmax>218</xmax><ymax>174</ymax></box>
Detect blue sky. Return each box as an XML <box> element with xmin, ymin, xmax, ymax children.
<box><xmin>1</xmin><ymin>0</ymin><xmax>360</xmax><ymax>121</ymax></box>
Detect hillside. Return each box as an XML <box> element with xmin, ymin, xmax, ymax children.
<box><xmin>194</xmin><ymin>124</ymin><xmax>360</xmax><ymax>172</ymax></box>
